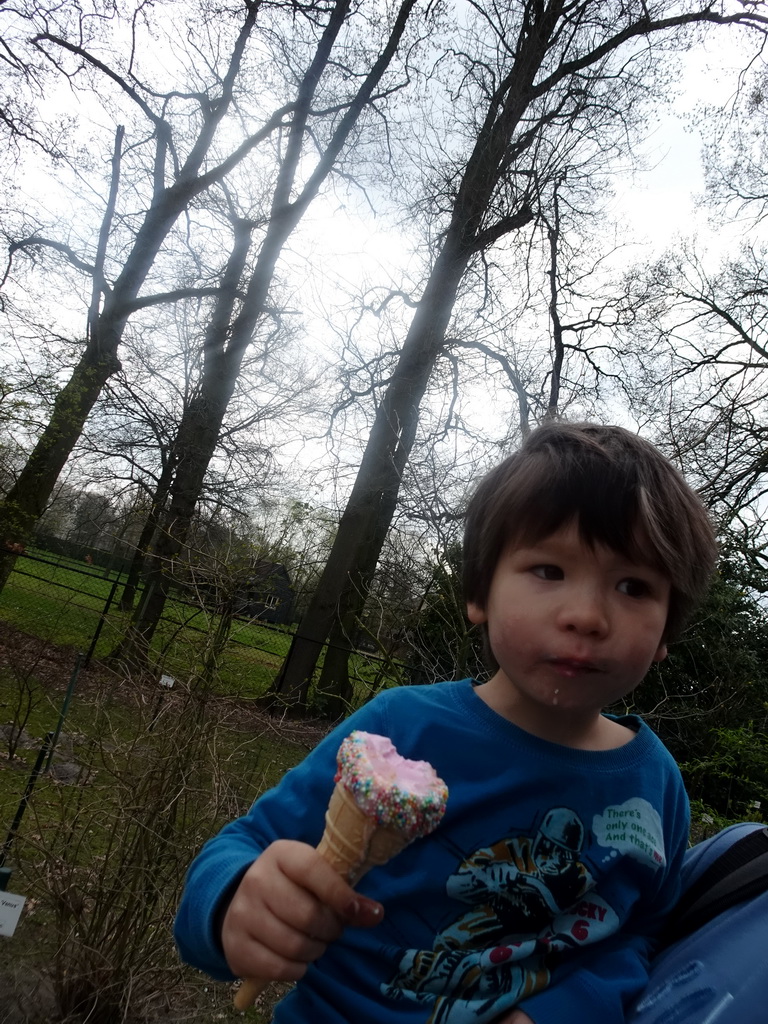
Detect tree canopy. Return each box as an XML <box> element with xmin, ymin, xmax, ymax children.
<box><xmin>2</xmin><ymin>0</ymin><xmax>768</xmax><ymax>741</ymax></box>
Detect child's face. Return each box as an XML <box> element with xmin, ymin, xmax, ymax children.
<box><xmin>467</xmin><ymin>520</ymin><xmax>670</xmax><ymax>744</ymax></box>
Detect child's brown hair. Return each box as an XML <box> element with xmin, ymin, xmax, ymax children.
<box><xmin>463</xmin><ymin>422</ymin><xmax>718</xmax><ymax>643</ymax></box>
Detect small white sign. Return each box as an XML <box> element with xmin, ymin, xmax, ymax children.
<box><xmin>0</xmin><ymin>892</ymin><xmax>26</xmax><ymax>938</ymax></box>
<box><xmin>159</xmin><ymin>674</ymin><xmax>175</xmax><ymax>689</ymax></box>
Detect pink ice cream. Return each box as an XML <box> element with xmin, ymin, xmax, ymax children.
<box><xmin>335</xmin><ymin>731</ymin><xmax>448</xmax><ymax>839</ymax></box>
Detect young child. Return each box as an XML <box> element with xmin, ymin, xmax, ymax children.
<box><xmin>174</xmin><ymin>422</ymin><xmax>718</xmax><ymax>1024</ymax></box>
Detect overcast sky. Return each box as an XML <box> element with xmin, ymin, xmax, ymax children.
<box><xmin>618</xmin><ymin>31</ymin><xmax>757</xmax><ymax>252</ymax></box>
<box><xmin>5</xmin><ymin>8</ymin><xmax>765</xmax><ymax>517</ymax></box>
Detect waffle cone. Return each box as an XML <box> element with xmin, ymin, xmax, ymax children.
<box><xmin>233</xmin><ymin>784</ymin><xmax>409</xmax><ymax>1010</ymax></box>
<box><xmin>316</xmin><ymin>781</ymin><xmax>411</xmax><ymax>884</ymax></box>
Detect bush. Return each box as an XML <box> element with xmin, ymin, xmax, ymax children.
<box><xmin>1</xmin><ymin>650</ymin><xmax>311</xmax><ymax>1023</ymax></box>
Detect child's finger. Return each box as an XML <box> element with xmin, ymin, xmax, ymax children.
<box><xmin>225</xmin><ymin>918</ymin><xmax>326</xmax><ymax>981</ymax></box>
<box><xmin>222</xmin><ymin>840</ymin><xmax>385</xmax><ymax>981</ymax></box>
<box><xmin>223</xmin><ymin>888</ymin><xmax>323</xmax><ymax>979</ymax></box>
<box><xmin>271</xmin><ymin>840</ymin><xmax>384</xmax><ymax>928</ymax></box>
<box><xmin>343</xmin><ymin>894</ymin><xmax>386</xmax><ymax>928</ymax></box>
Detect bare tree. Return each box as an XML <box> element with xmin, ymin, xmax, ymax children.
<box><xmin>0</xmin><ymin>0</ymin><xmax>71</xmax><ymax>159</ymax></box>
<box><xmin>0</xmin><ymin>0</ymin><xmax>265</xmax><ymax>580</ymax></box>
<box><xmin>103</xmin><ymin>0</ymin><xmax>423</xmax><ymax>664</ymax></box>
<box><xmin>0</xmin><ymin>0</ymin><xmax>422</xmax><ymax>593</ymax></box>
<box><xmin>273</xmin><ymin>0</ymin><xmax>768</xmax><ymax>712</ymax></box>
<box><xmin>620</xmin><ymin>241</ymin><xmax>768</xmax><ymax>534</ymax></box>
<box><xmin>608</xmin><ymin>56</ymin><xmax>768</xmax><ymax>538</ymax></box>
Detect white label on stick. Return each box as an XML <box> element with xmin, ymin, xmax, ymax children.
<box><xmin>0</xmin><ymin>892</ymin><xmax>26</xmax><ymax>937</ymax></box>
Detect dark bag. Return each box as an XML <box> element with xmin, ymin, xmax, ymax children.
<box><xmin>627</xmin><ymin>823</ymin><xmax>768</xmax><ymax>1024</ymax></box>
<box><xmin>660</xmin><ymin>824</ymin><xmax>768</xmax><ymax>947</ymax></box>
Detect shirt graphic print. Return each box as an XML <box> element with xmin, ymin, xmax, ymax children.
<box><xmin>383</xmin><ymin>800</ymin><xmax>666</xmax><ymax>1024</ymax></box>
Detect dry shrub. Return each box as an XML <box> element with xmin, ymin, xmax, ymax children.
<box><xmin>13</xmin><ymin>681</ymin><xmax>256</xmax><ymax>1023</ymax></box>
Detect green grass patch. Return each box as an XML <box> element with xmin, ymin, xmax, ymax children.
<box><xmin>0</xmin><ymin>559</ymin><xmax>124</xmax><ymax>653</ymax></box>
<box><xmin>0</xmin><ymin>555</ymin><xmax>407</xmax><ymax>714</ymax></box>
<box><xmin>0</xmin><ymin>557</ymin><xmax>294</xmax><ymax>697</ymax></box>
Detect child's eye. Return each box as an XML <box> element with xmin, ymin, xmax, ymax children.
<box><xmin>531</xmin><ymin>564</ymin><xmax>563</xmax><ymax>581</ymax></box>
<box><xmin>617</xmin><ymin>578</ymin><xmax>650</xmax><ymax>598</ymax></box>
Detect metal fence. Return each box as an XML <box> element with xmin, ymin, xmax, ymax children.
<box><xmin>0</xmin><ymin>546</ymin><xmax>415</xmax><ymax>706</ymax></box>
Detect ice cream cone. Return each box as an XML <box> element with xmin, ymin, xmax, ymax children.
<box><xmin>233</xmin><ymin>731</ymin><xmax>447</xmax><ymax>1011</ymax></box>
<box><xmin>233</xmin><ymin>786</ymin><xmax>409</xmax><ymax>1011</ymax></box>
<box><xmin>233</xmin><ymin>977</ymin><xmax>269</xmax><ymax>1011</ymax></box>
<box><xmin>316</xmin><ymin>781</ymin><xmax>412</xmax><ymax>883</ymax></box>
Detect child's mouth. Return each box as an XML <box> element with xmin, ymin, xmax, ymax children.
<box><xmin>549</xmin><ymin>657</ymin><xmax>600</xmax><ymax>676</ymax></box>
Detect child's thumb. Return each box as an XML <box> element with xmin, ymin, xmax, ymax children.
<box><xmin>343</xmin><ymin>894</ymin><xmax>384</xmax><ymax>928</ymax></box>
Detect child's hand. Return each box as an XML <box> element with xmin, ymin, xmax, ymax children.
<box><xmin>221</xmin><ymin>839</ymin><xmax>384</xmax><ymax>982</ymax></box>
<box><xmin>494</xmin><ymin>1012</ymin><xmax>534</xmax><ymax>1024</ymax></box>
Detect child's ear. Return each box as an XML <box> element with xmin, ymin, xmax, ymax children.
<box><xmin>466</xmin><ymin>601</ymin><xmax>487</xmax><ymax>625</ymax></box>
<box><xmin>653</xmin><ymin>642</ymin><xmax>668</xmax><ymax>663</ymax></box>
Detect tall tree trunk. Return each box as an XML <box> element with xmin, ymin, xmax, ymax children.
<box><xmin>544</xmin><ymin>185</ymin><xmax>565</xmax><ymax>421</ymax></box>
<box><xmin>0</xmin><ymin>4</ymin><xmax>260</xmax><ymax>592</ymax></box>
<box><xmin>268</xmin><ymin>0</ymin><xmax>606</xmax><ymax>707</ymax></box>
<box><xmin>118</xmin><ymin>0</ymin><xmax>419</xmax><ymax>663</ymax></box>
<box><xmin>115</xmin><ymin>215</ymin><xmax>257</xmax><ymax>661</ymax></box>
<box><xmin>315</xmin><ymin>448</ymin><xmax>406</xmax><ymax>717</ymax></box>
<box><xmin>271</xmin><ymin>242</ymin><xmax>474</xmax><ymax>708</ymax></box>
<box><xmin>0</xmin><ymin>333</ymin><xmax>122</xmax><ymax>588</ymax></box>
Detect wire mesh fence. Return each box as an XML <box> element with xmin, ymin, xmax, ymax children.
<box><xmin>0</xmin><ymin>545</ymin><xmax>416</xmax><ymax>708</ymax></box>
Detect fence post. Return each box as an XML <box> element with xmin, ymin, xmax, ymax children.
<box><xmin>44</xmin><ymin>651</ymin><xmax>84</xmax><ymax>772</ymax></box>
<box><xmin>0</xmin><ymin>731</ymin><xmax>55</xmax><ymax>888</ymax></box>
<box><xmin>84</xmin><ymin>578</ymin><xmax>120</xmax><ymax>668</ymax></box>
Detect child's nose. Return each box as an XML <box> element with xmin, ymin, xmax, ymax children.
<box><xmin>558</xmin><ymin>588</ymin><xmax>609</xmax><ymax>636</ymax></box>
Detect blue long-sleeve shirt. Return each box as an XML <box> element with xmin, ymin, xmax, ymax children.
<box><xmin>175</xmin><ymin>679</ymin><xmax>689</xmax><ymax>1023</ymax></box>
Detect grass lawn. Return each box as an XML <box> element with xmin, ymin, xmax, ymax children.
<box><xmin>0</xmin><ymin>554</ymin><xmax>297</xmax><ymax>697</ymax></box>
<box><xmin>0</xmin><ymin>554</ymin><xmax>140</xmax><ymax>676</ymax></box>
<box><xmin>0</xmin><ymin>553</ymin><xmax>407</xmax><ymax>711</ymax></box>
